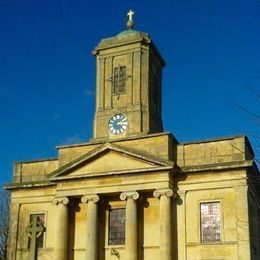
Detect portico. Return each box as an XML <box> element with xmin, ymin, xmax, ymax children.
<box><xmin>49</xmin><ymin>186</ymin><xmax>175</xmax><ymax>260</ymax></box>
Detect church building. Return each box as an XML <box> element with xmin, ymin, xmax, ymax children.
<box><xmin>5</xmin><ymin>11</ymin><xmax>260</xmax><ymax>260</ymax></box>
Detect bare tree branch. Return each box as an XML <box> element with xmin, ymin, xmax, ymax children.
<box><xmin>248</xmin><ymin>86</ymin><xmax>260</xmax><ymax>100</ymax></box>
<box><xmin>234</xmin><ymin>102</ymin><xmax>260</xmax><ymax>124</ymax></box>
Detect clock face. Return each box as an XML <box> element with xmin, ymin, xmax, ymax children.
<box><xmin>108</xmin><ymin>114</ymin><xmax>128</xmax><ymax>135</ymax></box>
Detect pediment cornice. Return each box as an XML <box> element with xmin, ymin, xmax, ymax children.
<box><xmin>48</xmin><ymin>143</ymin><xmax>174</xmax><ymax>181</ymax></box>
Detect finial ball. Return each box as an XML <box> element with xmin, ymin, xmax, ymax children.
<box><xmin>127</xmin><ymin>20</ymin><xmax>134</xmax><ymax>29</ymax></box>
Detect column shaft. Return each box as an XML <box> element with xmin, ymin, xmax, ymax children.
<box><xmin>126</xmin><ymin>198</ymin><xmax>138</xmax><ymax>256</ymax></box>
<box><xmin>52</xmin><ymin>197</ymin><xmax>69</xmax><ymax>260</ymax></box>
<box><xmin>160</xmin><ymin>194</ymin><xmax>172</xmax><ymax>259</ymax></box>
<box><xmin>154</xmin><ymin>189</ymin><xmax>174</xmax><ymax>260</ymax></box>
<box><xmin>120</xmin><ymin>191</ymin><xmax>139</xmax><ymax>260</ymax></box>
<box><xmin>81</xmin><ymin>194</ymin><xmax>99</xmax><ymax>260</ymax></box>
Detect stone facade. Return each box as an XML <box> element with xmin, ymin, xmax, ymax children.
<box><xmin>5</xmin><ymin>12</ymin><xmax>260</xmax><ymax>260</ymax></box>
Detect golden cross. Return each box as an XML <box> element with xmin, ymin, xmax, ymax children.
<box><xmin>127</xmin><ymin>10</ymin><xmax>134</xmax><ymax>22</ymax></box>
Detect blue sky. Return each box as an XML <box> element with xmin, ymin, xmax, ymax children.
<box><xmin>0</xmin><ymin>0</ymin><xmax>259</xmax><ymax>186</ymax></box>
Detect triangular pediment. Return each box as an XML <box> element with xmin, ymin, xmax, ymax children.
<box><xmin>49</xmin><ymin>143</ymin><xmax>173</xmax><ymax>180</ymax></box>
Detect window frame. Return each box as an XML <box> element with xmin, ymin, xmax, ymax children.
<box><xmin>27</xmin><ymin>211</ymin><xmax>47</xmax><ymax>250</ymax></box>
<box><xmin>113</xmin><ymin>65</ymin><xmax>127</xmax><ymax>95</ymax></box>
<box><xmin>105</xmin><ymin>201</ymin><xmax>126</xmax><ymax>248</ymax></box>
<box><xmin>108</xmin><ymin>207</ymin><xmax>126</xmax><ymax>246</ymax></box>
<box><xmin>199</xmin><ymin>201</ymin><xmax>222</xmax><ymax>243</ymax></box>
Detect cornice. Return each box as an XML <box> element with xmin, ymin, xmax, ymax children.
<box><xmin>179</xmin><ymin>160</ymin><xmax>254</xmax><ymax>173</ymax></box>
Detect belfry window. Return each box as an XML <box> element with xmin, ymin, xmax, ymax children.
<box><xmin>108</xmin><ymin>208</ymin><xmax>125</xmax><ymax>245</ymax></box>
<box><xmin>113</xmin><ymin>66</ymin><xmax>126</xmax><ymax>94</ymax></box>
<box><xmin>200</xmin><ymin>202</ymin><xmax>221</xmax><ymax>242</ymax></box>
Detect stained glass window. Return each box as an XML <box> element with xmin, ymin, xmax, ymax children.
<box><xmin>200</xmin><ymin>202</ymin><xmax>221</xmax><ymax>242</ymax></box>
<box><xmin>113</xmin><ymin>66</ymin><xmax>126</xmax><ymax>94</ymax></box>
<box><xmin>108</xmin><ymin>208</ymin><xmax>125</xmax><ymax>245</ymax></box>
<box><xmin>28</xmin><ymin>213</ymin><xmax>45</xmax><ymax>249</ymax></box>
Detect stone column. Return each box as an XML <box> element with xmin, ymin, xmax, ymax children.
<box><xmin>120</xmin><ymin>191</ymin><xmax>139</xmax><ymax>260</ymax></box>
<box><xmin>52</xmin><ymin>197</ymin><xmax>69</xmax><ymax>260</ymax></box>
<box><xmin>153</xmin><ymin>189</ymin><xmax>174</xmax><ymax>260</ymax></box>
<box><xmin>81</xmin><ymin>194</ymin><xmax>100</xmax><ymax>260</ymax></box>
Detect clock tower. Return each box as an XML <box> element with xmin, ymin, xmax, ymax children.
<box><xmin>93</xmin><ymin>11</ymin><xmax>165</xmax><ymax>139</ymax></box>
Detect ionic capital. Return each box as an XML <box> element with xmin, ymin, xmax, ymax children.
<box><xmin>52</xmin><ymin>196</ymin><xmax>69</xmax><ymax>206</ymax></box>
<box><xmin>81</xmin><ymin>194</ymin><xmax>100</xmax><ymax>204</ymax></box>
<box><xmin>153</xmin><ymin>189</ymin><xmax>176</xmax><ymax>199</ymax></box>
<box><xmin>120</xmin><ymin>191</ymin><xmax>139</xmax><ymax>201</ymax></box>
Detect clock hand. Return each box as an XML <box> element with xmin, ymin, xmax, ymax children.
<box><xmin>117</xmin><ymin>121</ymin><xmax>128</xmax><ymax>125</ymax></box>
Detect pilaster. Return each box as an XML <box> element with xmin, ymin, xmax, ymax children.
<box><xmin>7</xmin><ymin>202</ymin><xmax>20</xmax><ymax>260</ymax></box>
<box><xmin>234</xmin><ymin>185</ymin><xmax>250</xmax><ymax>259</ymax></box>
<box><xmin>176</xmin><ymin>190</ymin><xmax>187</xmax><ymax>260</ymax></box>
